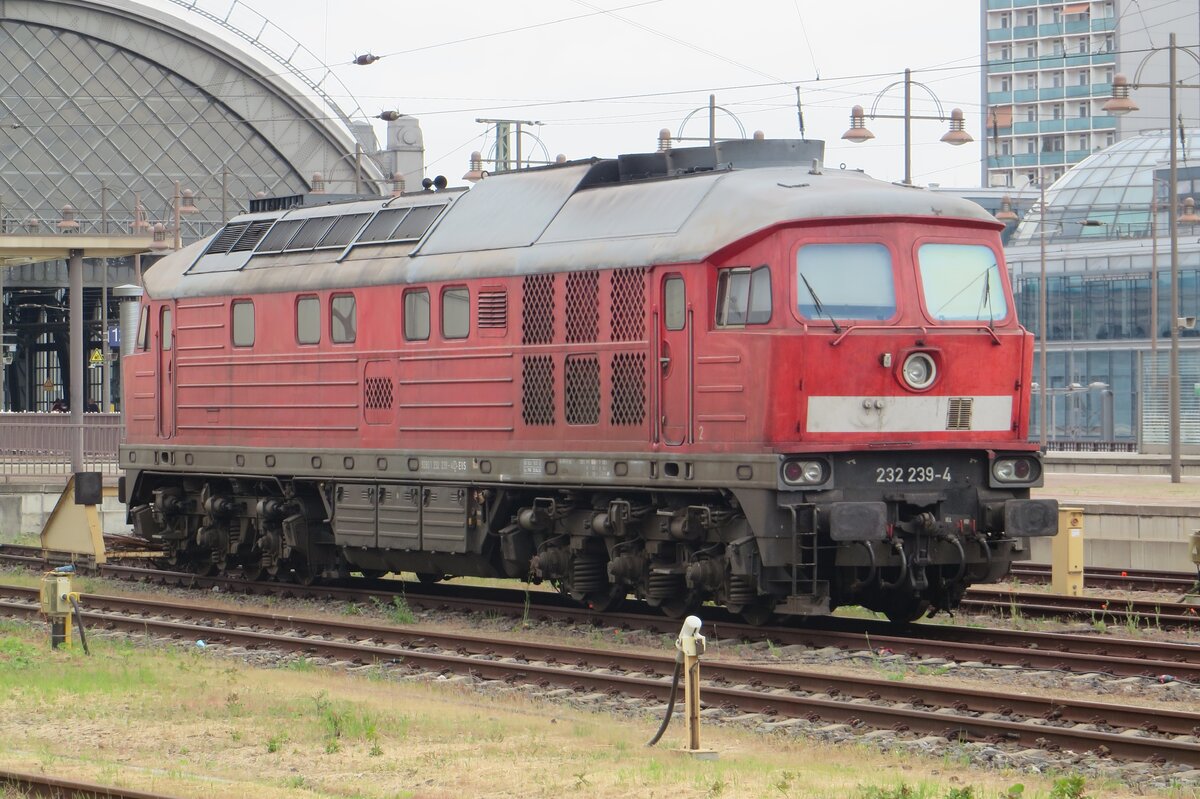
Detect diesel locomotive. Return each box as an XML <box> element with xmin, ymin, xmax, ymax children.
<box><xmin>119</xmin><ymin>137</ymin><xmax>1058</xmax><ymax>624</ymax></box>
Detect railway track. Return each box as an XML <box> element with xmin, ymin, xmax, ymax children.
<box><xmin>3</xmin><ymin>547</ymin><xmax>1200</xmax><ymax>682</ymax></box>
<box><xmin>1</xmin><ymin>583</ymin><xmax>1196</xmax><ymax>768</ymax></box>
<box><xmin>1010</xmin><ymin>563</ymin><xmax>1199</xmax><ymax>594</ymax></box>
<box><xmin>0</xmin><ymin>768</ymin><xmax>182</xmax><ymax>798</ymax></box>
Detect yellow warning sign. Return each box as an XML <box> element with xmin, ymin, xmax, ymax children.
<box><xmin>41</xmin><ymin>379</ymin><xmax>54</xmax><ymax>392</ymax></box>
<box><xmin>89</xmin><ymin>349</ymin><xmax>103</xmax><ymax>365</ymax></box>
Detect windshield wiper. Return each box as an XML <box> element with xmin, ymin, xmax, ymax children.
<box><xmin>799</xmin><ymin>273</ymin><xmax>842</xmax><ymax>333</ymax></box>
<box><xmin>980</xmin><ymin>270</ymin><xmax>995</xmax><ymax>329</ymax></box>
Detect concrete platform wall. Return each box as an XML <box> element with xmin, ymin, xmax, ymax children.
<box><xmin>1027</xmin><ymin>502</ymin><xmax>1200</xmax><ymax>571</ymax></box>
<box><xmin>0</xmin><ymin>485</ymin><xmax>130</xmax><ymax>544</ymax></box>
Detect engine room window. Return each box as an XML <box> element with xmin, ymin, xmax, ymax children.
<box><xmin>404</xmin><ymin>289</ymin><xmax>430</xmax><ymax>341</ymax></box>
<box><xmin>137</xmin><ymin>305</ymin><xmax>149</xmax><ymax>351</ymax></box>
<box><xmin>231</xmin><ymin>300</ymin><xmax>254</xmax><ymax>347</ymax></box>
<box><xmin>715</xmin><ymin>266</ymin><xmax>771</xmax><ymax>326</ymax></box>
<box><xmin>796</xmin><ymin>243</ymin><xmax>895</xmax><ymax>321</ymax></box>
<box><xmin>664</xmin><ymin>276</ymin><xmax>685</xmax><ymax>330</ymax></box>
<box><xmin>917</xmin><ymin>244</ymin><xmax>1010</xmax><ymax>323</ymax></box>
<box><xmin>442</xmin><ymin>287</ymin><xmax>469</xmax><ymax>339</ymax></box>
<box><xmin>331</xmin><ymin>294</ymin><xmax>356</xmax><ymax>343</ymax></box>
<box><xmin>296</xmin><ymin>295</ymin><xmax>320</xmax><ymax>345</ymax></box>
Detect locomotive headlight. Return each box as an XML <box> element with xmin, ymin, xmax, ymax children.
<box><xmin>992</xmin><ymin>456</ymin><xmax>1037</xmax><ymax>484</ymax></box>
<box><xmin>900</xmin><ymin>352</ymin><xmax>937</xmax><ymax>390</ymax></box>
<box><xmin>782</xmin><ymin>459</ymin><xmax>827</xmax><ymax>486</ymax></box>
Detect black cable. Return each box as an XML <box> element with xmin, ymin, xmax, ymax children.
<box><xmin>69</xmin><ymin>597</ymin><xmax>90</xmax><ymax>656</ymax></box>
<box><xmin>645</xmin><ymin>656</ymin><xmax>683</xmax><ymax>747</ymax></box>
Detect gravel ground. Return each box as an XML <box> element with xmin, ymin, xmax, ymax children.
<box><xmin>32</xmin><ymin>570</ymin><xmax>1199</xmax><ymax>793</ymax></box>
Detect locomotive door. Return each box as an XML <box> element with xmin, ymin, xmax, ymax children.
<box><xmin>157</xmin><ymin>305</ymin><xmax>175</xmax><ymax>439</ymax></box>
<box><xmin>658</xmin><ymin>274</ymin><xmax>692</xmax><ymax>446</ymax></box>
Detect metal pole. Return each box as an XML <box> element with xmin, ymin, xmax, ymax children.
<box><xmin>0</xmin><ymin>263</ymin><xmax>5</xmax><ymax>412</ymax></box>
<box><xmin>101</xmin><ymin>260</ymin><xmax>109</xmax><ymax>411</ymax></box>
<box><xmin>1039</xmin><ymin>177</ymin><xmax>1048</xmax><ymax>448</ymax></box>
<box><xmin>1151</xmin><ymin>190</ymin><xmax>1159</xmax><ymax>358</ymax></box>
<box><xmin>173</xmin><ymin>180</ymin><xmax>182</xmax><ymax>251</ymax></box>
<box><xmin>903</xmin><ymin>68</ymin><xmax>912</xmax><ymax>186</ymax></box>
<box><xmin>1168</xmin><ymin>33</ymin><xmax>1181</xmax><ymax>483</ymax></box>
<box><xmin>69</xmin><ymin>249</ymin><xmax>84</xmax><ymax>473</ymax></box>
<box><xmin>515</xmin><ymin>123</ymin><xmax>524</xmax><ymax>171</ymax></box>
<box><xmin>708</xmin><ymin>94</ymin><xmax>716</xmax><ymax>148</ymax></box>
<box><xmin>354</xmin><ymin>144</ymin><xmax>362</xmax><ymax>194</ymax></box>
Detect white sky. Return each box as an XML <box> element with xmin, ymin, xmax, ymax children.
<box><xmin>163</xmin><ymin>0</ymin><xmax>986</xmax><ymax>187</ymax></box>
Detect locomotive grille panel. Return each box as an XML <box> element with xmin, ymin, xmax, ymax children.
<box><xmin>204</xmin><ymin>222</ymin><xmax>249</xmax><ymax>255</ymax></box>
<box><xmin>228</xmin><ymin>220</ymin><xmax>274</xmax><ymax>253</ymax></box>
<box><xmin>477</xmin><ymin>289</ymin><xmax>508</xmax><ymax>329</ymax></box>
<box><xmin>318</xmin><ymin>213</ymin><xmax>371</xmax><ymax>248</ymax></box>
<box><xmin>946</xmin><ymin>397</ymin><xmax>973</xmax><ymax>430</ymax></box>
<box><xmin>364</xmin><ymin>377</ymin><xmax>394</xmax><ymax>410</ymax></box>
<box><xmin>522</xmin><ymin>355</ymin><xmax>556</xmax><ymax>425</ymax></box>
<box><xmin>565</xmin><ymin>354</ymin><xmax>601</xmax><ymax>425</ymax></box>
<box><xmin>357</xmin><ymin>208</ymin><xmax>408</xmax><ymax>242</ymax></box>
<box><xmin>610</xmin><ymin>352</ymin><xmax>646</xmax><ymax>425</ymax></box>
<box><xmin>565</xmin><ymin>271</ymin><xmax>599</xmax><ymax>343</ymax></box>
<box><xmin>611</xmin><ymin>267</ymin><xmax>647</xmax><ymax>341</ymax></box>
<box><xmin>522</xmin><ymin>275</ymin><xmax>555</xmax><ymax>345</ymax></box>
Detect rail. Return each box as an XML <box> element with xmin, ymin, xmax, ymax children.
<box><xmin>0</xmin><ymin>412</ymin><xmax>121</xmax><ymax>479</ymax></box>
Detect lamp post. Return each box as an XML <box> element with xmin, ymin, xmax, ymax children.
<box><xmin>1104</xmin><ymin>33</ymin><xmax>1200</xmax><ymax>482</ymax></box>
<box><xmin>842</xmin><ymin>68</ymin><xmax>973</xmax><ymax>186</ymax></box>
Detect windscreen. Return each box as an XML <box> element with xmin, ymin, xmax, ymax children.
<box><xmin>917</xmin><ymin>243</ymin><xmax>1009</xmax><ymax>323</ymax></box>
<box><xmin>796</xmin><ymin>243</ymin><xmax>895</xmax><ymax>321</ymax></box>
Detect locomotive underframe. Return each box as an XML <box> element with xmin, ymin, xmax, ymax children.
<box><xmin>121</xmin><ymin>444</ymin><xmax>1055</xmax><ymax>623</ymax></box>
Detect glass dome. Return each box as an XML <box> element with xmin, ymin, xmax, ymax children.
<box><xmin>1010</xmin><ymin>129</ymin><xmax>1198</xmax><ymax>244</ymax></box>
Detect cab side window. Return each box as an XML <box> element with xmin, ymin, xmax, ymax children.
<box><xmin>331</xmin><ymin>294</ymin><xmax>356</xmax><ymax>343</ymax></box>
<box><xmin>232</xmin><ymin>300</ymin><xmax>254</xmax><ymax>347</ymax></box>
<box><xmin>296</xmin><ymin>295</ymin><xmax>320</xmax><ymax>345</ymax></box>
<box><xmin>715</xmin><ymin>265</ymin><xmax>771</xmax><ymax>327</ymax></box>
<box><xmin>404</xmin><ymin>289</ymin><xmax>430</xmax><ymax>341</ymax></box>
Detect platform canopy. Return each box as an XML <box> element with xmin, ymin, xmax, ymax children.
<box><xmin>0</xmin><ymin>235</ymin><xmax>153</xmax><ymax>267</ymax></box>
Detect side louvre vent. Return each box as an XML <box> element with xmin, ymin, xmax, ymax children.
<box><xmin>478</xmin><ymin>289</ymin><xmax>508</xmax><ymax>330</ymax></box>
<box><xmin>565</xmin><ymin>354</ymin><xmax>600</xmax><ymax>425</ymax></box>
<box><xmin>364</xmin><ymin>377</ymin><xmax>394</xmax><ymax>410</ymax></box>
<box><xmin>522</xmin><ymin>274</ymin><xmax>555</xmax><ymax>345</ymax></box>
<box><xmin>610</xmin><ymin>267</ymin><xmax>647</xmax><ymax>341</ymax></box>
<box><xmin>522</xmin><ymin>355</ymin><xmax>556</xmax><ymax>426</ymax></box>
<box><xmin>946</xmin><ymin>397</ymin><xmax>973</xmax><ymax>431</ymax></box>
<box><xmin>565</xmin><ymin>270</ymin><xmax>599</xmax><ymax>343</ymax></box>
<box><xmin>204</xmin><ymin>222</ymin><xmax>249</xmax><ymax>255</ymax></box>
<box><xmin>610</xmin><ymin>352</ymin><xmax>646</xmax><ymax>426</ymax></box>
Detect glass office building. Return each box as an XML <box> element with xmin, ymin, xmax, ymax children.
<box><xmin>1003</xmin><ymin>130</ymin><xmax>1200</xmax><ymax>451</ymax></box>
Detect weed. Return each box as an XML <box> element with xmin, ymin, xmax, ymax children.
<box><xmin>0</xmin><ymin>637</ymin><xmax>38</xmax><ymax>670</ymax></box>
<box><xmin>704</xmin><ymin>776</ymin><xmax>727</xmax><ymax>797</ymax></box>
<box><xmin>286</xmin><ymin>657</ymin><xmax>315</xmax><ymax>672</ymax></box>
<box><xmin>1004</xmin><ymin>785</ymin><xmax>1025</xmax><ymax>799</ymax></box>
<box><xmin>266</xmin><ymin>733</ymin><xmax>287</xmax><ymax>753</ymax></box>
<box><xmin>765</xmin><ymin>639</ymin><xmax>780</xmax><ymax>658</ymax></box>
<box><xmin>283</xmin><ymin>775</ymin><xmax>306</xmax><ymax>789</ymax></box>
<box><xmin>774</xmin><ymin>770</ymin><xmax>797</xmax><ymax>796</ymax></box>
<box><xmin>1050</xmin><ymin>775</ymin><xmax>1089</xmax><ymax>799</ymax></box>
<box><xmin>369</xmin><ymin>741</ymin><xmax>383</xmax><ymax>757</ymax></box>
<box><xmin>324</xmin><ymin>739</ymin><xmax>340</xmax><ymax>754</ymax></box>
<box><xmin>388</xmin><ymin>595</ymin><xmax>415</xmax><ymax>625</ymax></box>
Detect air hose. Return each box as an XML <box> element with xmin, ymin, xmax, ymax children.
<box><xmin>645</xmin><ymin>654</ymin><xmax>684</xmax><ymax>747</ymax></box>
<box><xmin>69</xmin><ymin>596</ymin><xmax>90</xmax><ymax>655</ymax></box>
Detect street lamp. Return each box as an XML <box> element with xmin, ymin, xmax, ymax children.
<box><xmin>842</xmin><ymin>67</ymin><xmax>973</xmax><ymax>186</ymax></box>
<box><xmin>1104</xmin><ymin>33</ymin><xmax>1200</xmax><ymax>483</ymax></box>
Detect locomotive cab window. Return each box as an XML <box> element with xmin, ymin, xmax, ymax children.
<box><xmin>442</xmin><ymin>287</ymin><xmax>469</xmax><ymax>339</ymax></box>
<box><xmin>716</xmin><ymin>266</ymin><xmax>771</xmax><ymax>327</ymax></box>
<box><xmin>796</xmin><ymin>243</ymin><xmax>895</xmax><ymax>321</ymax></box>
<box><xmin>296</xmin><ymin>295</ymin><xmax>320</xmax><ymax>345</ymax></box>
<box><xmin>331</xmin><ymin>294</ymin><xmax>356</xmax><ymax>343</ymax></box>
<box><xmin>231</xmin><ymin>300</ymin><xmax>254</xmax><ymax>347</ymax></box>
<box><xmin>404</xmin><ymin>289</ymin><xmax>430</xmax><ymax>341</ymax></box>
<box><xmin>917</xmin><ymin>243</ymin><xmax>1010</xmax><ymax>323</ymax></box>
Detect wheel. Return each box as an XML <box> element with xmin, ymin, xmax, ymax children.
<box><xmin>241</xmin><ymin>562</ymin><xmax>267</xmax><ymax>582</ymax></box>
<box><xmin>416</xmin><ymin>572</ymin><xmax>446</xmax><ymax>584</ymax></box>
<box><xmin>883</xmin><ymin>596</ymin><xmax>931</xmax><ymax>625</ymax></box>
<box><xmin>582</xmin><ymin>587</ymin><xmax>626</xmax><ymax>613</ymax></box>
<box><xmin>734</xmin><ymin>599</ymin><xmax>777</xmax><ymax>626</ymax></box>
<box><xmin>653</xmin><ymin>593</ymin><xmax>702</xmax><ymax>620</ymax></box>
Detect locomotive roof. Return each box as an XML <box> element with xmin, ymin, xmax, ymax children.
<box><xmin>146</xmin><ymin>139</ymin><xmax>1000</xmax><ymax>299</ymax></box>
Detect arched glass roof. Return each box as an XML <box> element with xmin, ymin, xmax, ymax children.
<box><xmin>1011</xmin><ymin>129</ymin><xmax>1199</xmax><ymax>244</ymax></box>
<box><xmin>0</xmin><ymin>0</ymin><xmax>385</xmax><ymax>245</ymax></box>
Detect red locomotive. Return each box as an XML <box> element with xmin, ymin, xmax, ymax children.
<box><xmin>120</xmin><ymin>137</ymin><xmax>1057</xmax><ymax>624</ymax></box>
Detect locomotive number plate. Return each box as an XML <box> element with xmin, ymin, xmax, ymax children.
<box><xmin>875</xmin><ymin>466</ymin><xmax>952</xmax><ymax>484</ymax></box>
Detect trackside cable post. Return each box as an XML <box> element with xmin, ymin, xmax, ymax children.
<box><xmin>646</xmin><ymin>615</ymin><xmax>716</xmax><ymax>759</ymax></box>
